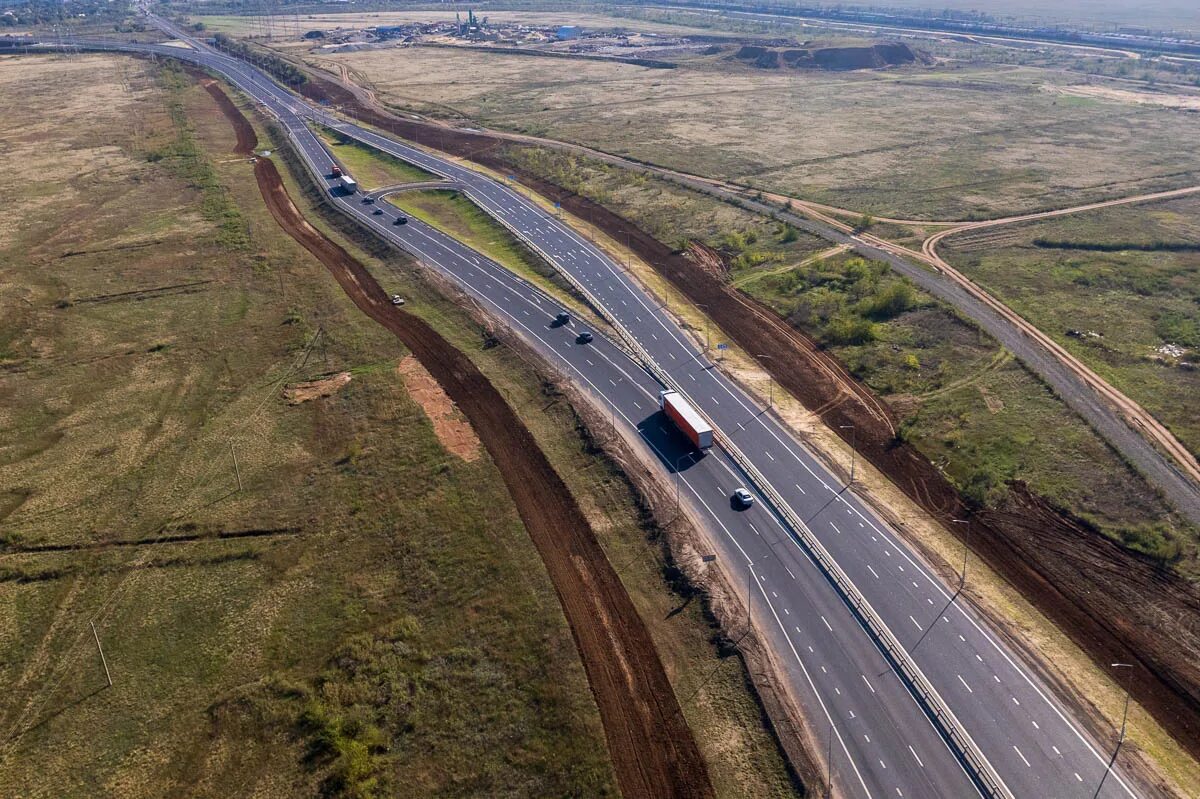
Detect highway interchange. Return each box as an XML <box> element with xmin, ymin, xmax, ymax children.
<box><xmin>13</xmin><ymin>22</ymin><xmax>1146</xmax><ymax>799</ymax></box>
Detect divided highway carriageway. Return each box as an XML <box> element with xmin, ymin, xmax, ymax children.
<box><xmin>22</xmin><ymin>24</ymin><xmax>1144</xmax><ymax>799</ymax></box>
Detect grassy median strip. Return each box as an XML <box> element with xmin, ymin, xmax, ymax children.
<box><xmin>314</xmin><ymin>124</ymin><xmax>437</xmax><ymax>189</ymax></box>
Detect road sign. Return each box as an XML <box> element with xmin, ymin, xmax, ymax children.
<box><xmin>716</xmin><ymin>343</ymin><xmax>729</xmax><ymax>350</ymax></box>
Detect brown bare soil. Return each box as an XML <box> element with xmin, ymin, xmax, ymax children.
<box><xmin>205</xmin><ymin>79</ymin><xmax>714</xmax><ymax>799</ymax></box>
<box><xmin>282</xmin><ymin>371</ymin><xmax>351</xmax><ymax>405</ymax></box>
<box><xmin>396</xmin><ymin>355</ymin><xmax>480</xmax><ymax>461</ymax></box>
<box><xmin>291</xmin><ymin>69</ymin><xmax>1200</xmax><ymax>760</ymax></box>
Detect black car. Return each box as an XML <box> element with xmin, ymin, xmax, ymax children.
<box><xmin>393</xmin><ymin>216</ymin><xmax>408</xmax><ymax>225</ymax></box>
<box><xmin>373</xmin><ymin>208</ymin><xmax>384</xmax><ymax>215</ymax></box>
<box><xmin>362</xmin><ymin>196</ymin><xmax>374</xmax><ymax>204</ymax></box>
<box><xmin>576</xmin><ymin>330</ymin><xmax>594</xmax><ymax>344</ymax></box>
<box><xmin>554</xmin><ymin>311</ymin><xmax>570</xmax><ymax>327</ymax></box>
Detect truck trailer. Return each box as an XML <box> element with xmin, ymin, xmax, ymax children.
<box><xmin>659</xmin><ymin>390</ymin><xmax>713</xmax><ymax>450</ymax></box>
<box><xmin>339</xmin><ymin>175</ymin><xmax>358</xmax><ymax>194</ymax></box>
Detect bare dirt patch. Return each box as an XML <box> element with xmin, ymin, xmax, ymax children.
<box><xmin>282</xmin><ymin>371</ymin><xmax>351</xmax><ymax>405</ymax></box>
<box><xmin>396</xmin><ymin>356</ymin><xmax>480</xmax><ymax>461</ymax></box>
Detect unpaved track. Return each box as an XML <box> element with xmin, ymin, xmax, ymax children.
<box><xmin>206</xmin><ymin>78</ymin><xmax>714</xmax><ymax>799</ymax></box>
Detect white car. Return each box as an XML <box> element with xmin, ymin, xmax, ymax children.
<box><xmin>732</xmin><ymin>488</ymin><xmax>754</xmax><ymax>508</ymax></box>
<box><xmin>391</xmin><ymin>295</ymin><xmax>405</xmax><ymax>306</ymax></box>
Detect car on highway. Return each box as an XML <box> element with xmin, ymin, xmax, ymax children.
<box><xmin>554</xmin><ymin>311</ymin><xmax>570</xmax><ymax>327</ymax></box>
<box><xmin>373</xmin><ymin>208</ymin><xmax>383</xmax><ymax>215</ymax></box>
<box><xmin>732</xmin><ymin>488</ymin><xmax>754</xmax><ymax>509</ymax></box>
<box><xmin>393</xmin><ymin>215</ymin><xmax>408</xmax><ymax>225</ymax></box>
<box><xmin>576</xmin><ymin>330</ymin><xmax>594</xmax><ymax>344</ymax></box>
<box><xmin>362</xmin><ymin>196</ymin><xmax>374</xmax><ymax>204</ymax></box>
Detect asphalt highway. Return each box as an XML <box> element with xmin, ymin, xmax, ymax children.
<box><xmin>16</xmin><ymin>26</ymin><xmax>1143</xmax><ymax>799</ymax></box>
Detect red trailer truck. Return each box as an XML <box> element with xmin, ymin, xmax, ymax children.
<box><xmin>659</xmin><ymin>390</ymin><xmax>714</xmax><ymax>450</ymax></box>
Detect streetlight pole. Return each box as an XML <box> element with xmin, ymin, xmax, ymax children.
<box><xmin>695</xmin><ymin>303</ymin><xmax>711</xmax><ymax>352</ymax></box>
<box><xmin>825</xmin><ymin>720</ymin><xmax>835</xmax><ymax>799</ymax></box>
<box><xmin>838</xmin><ymin>424</ymin><xmax>855</xmax><ymax>486</ymax></box>
<box><xmin>951</xmin><ymin>518</ymin><xmax>970</xmax><ymax>590</ymax></box>
<box><xmin>1096</xmin><ymin>663</ymin><xmax>1134</xmax><ymax>799</ymax></box>
<box><xmin>757</xmin><ymin>354</ymin><xmax>774</xmax><ymax>408</ymax></box>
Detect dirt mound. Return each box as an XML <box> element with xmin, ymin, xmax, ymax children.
<box><xmin>734</xmin><ymin>42</ymin><xmax>925</xmax><ymax>71</ymax></box>
<box><xmin>292</xmin><ymin>67</ymin><xmax>1200</xmax><ymax>759</ymax></box>
<box><xmin>396</xmin><ymin>356</ymin><xmax>480</xmax><ymax>461</ymax></box>
<box><xmin>282</xmin><ymin>372</ymin><xmax>352</xmax><ymax>405</ymax></box>
<box><xmin>204</xmin><ymin>80</ymin><xmax>715</xmax><ymax>799</ymax></box>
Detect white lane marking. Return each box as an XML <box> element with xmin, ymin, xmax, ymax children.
<box><xmin>909</xmin><ymin>746</ymin><xmax>925</xmax><ymax>768</ymax></box>
<box><xmin>1013</xmin><ymin>745</ymin><xmax>1031</xmax><ymax>768</ymax></box>
<box><xmin>957</xmin><ymin>675</ymin><xmax>973</xmax><ymax>694</ymax></box>
<box><xmin>867</xmin><ymin>565</ymin><xmax>880</xmax><ymax>579</ymax></box>
<box><xmin>861</xmin><ymin>674</ymin><xmax>876</xmax><ymax>694</ymax></box>
<box><xmin>821</xmin><ymin>615</ymin><xmax>832</xmax><ymax>632</ymax></box>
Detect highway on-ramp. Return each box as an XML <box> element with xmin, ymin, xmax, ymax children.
<box><xmin>10</xmin><ymin>25</ymin><xmax>1145</xmax><ymax>799</ymax></box>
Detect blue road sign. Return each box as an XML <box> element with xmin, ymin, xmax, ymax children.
<box><xmin>716</xmin><ymin>343</ymin><xmax>729</xmax><ymax>350</ymax></box>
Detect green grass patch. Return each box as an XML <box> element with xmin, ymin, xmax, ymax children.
<box><xmin>315</xmin><ymin>124</ymin><xmax>437</xmax><ymax>190</ymax></box>
<box><xmin>386</xmin><ymin>188</ymin><xmax>574</xmax><ymax>296</ymax></box>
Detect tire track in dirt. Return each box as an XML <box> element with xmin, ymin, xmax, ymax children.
<box><xmin>205</xmin><ymin>79</ymin><xmax>714</xmax><ymax>799</ymax></box>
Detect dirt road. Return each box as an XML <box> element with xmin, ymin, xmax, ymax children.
<box><xmin>205</xmin><ymin>78</ymin><xmax>715</xmax><ymax>799</ymax></box>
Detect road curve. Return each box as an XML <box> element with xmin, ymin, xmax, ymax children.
<box><xmin>14</xmin><ymin>27</ymin><xmax>1149</xmax><ymax>799</ymax></box>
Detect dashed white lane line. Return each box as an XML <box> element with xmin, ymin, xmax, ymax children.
<box><xmin>867</xmin><ymin>565</ymin><xmax>880</xmax><ymax>579</ymax></box>
<box><xmin>821</xmin><ymin>615</ymin><xmax>832</xmax><ymax>632</ymax></box>
<box><xmin>957</xmin><ymin>674</ymin><xmax>973</xmax><ymax>693</ymax></box>
<box><xmin>794</xmin><ymin>483</ymin><xmax>807</xmax><ymax>495</ymax></box>
<box><xmin>861</xmin><ymin>674</ymin><xmax>876</xmax><ymax>694</ymax></box>
<box><xmin>1013</xmin><ymin>745</ymin><xmax>1032</xmax><ymax>768</ymax></box>
<box><xmin>909</xmin><ymin>615</ymin><xmax>922</xmax><ymax>631</ymax></box>
<box><xmin>908</xmin><ymin>745</ymin><xmax>925</xmax><ymax>768</ymax></box>
<box><xmin>765</xmin><ymin>450</ymin><xmax>775</xmax><ymax>461</ymax></box>
<box><xmin>830</xmin><ymin>522</ymin><xmax>841</xmax><ymax>534</ymax></box>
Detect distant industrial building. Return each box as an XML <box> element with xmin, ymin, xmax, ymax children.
<box><xmin>556</xmin><ymin>25</ymin><xmax>581</xmax><ymax>40</ymax></box>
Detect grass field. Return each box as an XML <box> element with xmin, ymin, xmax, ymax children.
<box><xmin>0</xmin><ymin>52</ymin><xmax>618</xmax><ymax>798</ymax></box>
<box><xmin>0</xmin><ymin>52</ymin><xmax>800</xmax><ymax>798</ymax></box>
<box><xmin>942</xmin><ymin>195</ymin><xmax>1200</xmax><ymax>464</ymax></box>
<box><xmin>263</xmin><ymin>30</ymin><xmax>1200</xmax><ymax>221</ymax></box>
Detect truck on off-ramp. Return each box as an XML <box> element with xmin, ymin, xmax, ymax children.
<box><xmin>660</xmin><ymin>390</ymin><xmax>713</xmax><ymax>451</ymax></box>
<box><xmin>339</xmin><ymin>175</ymin><xmax>358</xmax><ymax>194</ymax></box>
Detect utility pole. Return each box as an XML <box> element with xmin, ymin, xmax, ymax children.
<box><xmin>90</xmin><ymin>621</ymin><xmax>113</xmax><ymax>688</ymax></box>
